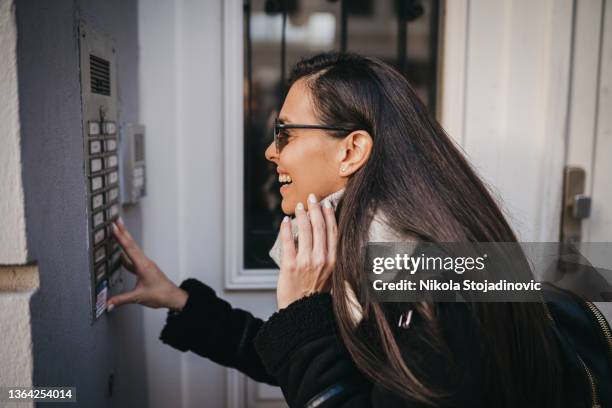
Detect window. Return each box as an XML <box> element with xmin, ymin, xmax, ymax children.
<box><xmin>224</xmin><ymin>0</ymin><xmax>441</xmax><ymax>287</ymax></box>
<box><xmin>243</xmin><ymin>0</ymin><xmax>440</xmax><ymax>269</ymax></box>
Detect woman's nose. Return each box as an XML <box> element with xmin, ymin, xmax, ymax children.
<box><xmin>264</xmin><ymin>141</ymin><xmax>278</xmax><ymax>163</ymax></box>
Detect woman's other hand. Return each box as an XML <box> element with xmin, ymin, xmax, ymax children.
<box><xmin>106</xmin><ymin>218</ymin><xmax>188</xmax><ymax>312</ymax></box>
<box><xmin>276</xmin><ymin>193</ymin><xmax>338</xmax><ymax>310</ymax></box>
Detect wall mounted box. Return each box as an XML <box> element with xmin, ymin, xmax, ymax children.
<box><xmin>120</xmin><ymin>124</ymin><xmax>146</xmax><ymax>205</ymax></box>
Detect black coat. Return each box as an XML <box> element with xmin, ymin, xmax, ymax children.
<box><xmin>159</xmin><ymin>278</ymin><xmax>599</xmax><ymax>407</ymax></box>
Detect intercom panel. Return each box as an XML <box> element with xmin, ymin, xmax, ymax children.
<box><xmin>78</xmin><ymin>22</ymin><xmax>123</xmax><ymax>322</ymax></box>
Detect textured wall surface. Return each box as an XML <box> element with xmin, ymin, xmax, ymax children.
<box><xmin>16</xmin><ymin>0</ymin><xmax>148</xmax><ymax>406</ymax></box>
<box><xmin>0</xmin><ymin>0</ymin><xmax>27</xmax><ymax>264</ymax></box>
<box><xmin>0</xmin><ymin>266</ymin><xmax>39</xmax><ymax>392</ymax></box>
<box><xmin>0</xmin><ymin>3</ymin><xmax>36</xmax><ymax>406</ymax></box>
<box><xmin>0</xmin><ymin>289</ymin><xmax>36</xmax><ymax>408</ymax></box>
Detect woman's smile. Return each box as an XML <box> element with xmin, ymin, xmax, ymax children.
<box><xmin>277</xmin><ymin>168</ymin><xmax>293</xmax><ymax>196</ymax></box>
<box><xmin>279</xmin><ymin>181</ymin><xmax>292</xmax><ymax>196</ymax></box>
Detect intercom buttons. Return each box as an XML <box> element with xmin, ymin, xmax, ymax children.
<box><xmin>92</xmin><ymin>194</ymin><xmax>104</xmax><ymax>210</ymax></box>
<box><xmin>94</xmin><ymin>246</ymin><xmax>106</xmax><ymax>263</ymax></box>
<box><xmin>90</xmin><ymin>140</ymin><xmax>102</xmax><ymax>154</ymax></box>
<box><xmin>92</xmin><ymin>211</ymin><xmax>105</xmax><ymax>228</ymax></box>
<box><xmin>95</xmin><ymin>263</ymin><xmax>106</xmax><ymax>282</ymax></box>
<box><xmin>93</xmin><ymin>228</ymin><xmax>106</xmax><ymax>245</ymax></box>
<box><xmin>106</xmin><ymin>155</ymin><xmax>118</xmax><ymax>169</ymax></box>
<box><xmin>109</xmin><ymin>236</ymin><xmax>119</xmax><ymax>252</ymax></box>
<box><xmin>90</xmin><ymin>158</ymin><xmax>103</xmax><ymax>173</ymax></box>
<box><xmin>91</xmin><ymin>176</ymin><xmax>104</xmax><ymax>192</ymax></box>
<box><xmin>103</xmin><ymin>121</ymin><xmax>117</xmax><ymax>135</ymax></box>
<box><xmin>88</xmin><ymin>121</ymin><xmax>101</xmax><ymax>136</ymax></box>
<box><xmin>105</xmin><ymin>139</ymin><xmax>117</xmax><ymax>151</ymax></box>
<box><xmin>107</xmin><ymin>203</ymin><xmax>119</xmax><ymax>219</ymax></box>
<box><xmin>110</xmin><ymin>250</ymin><xmax>121</xmax><ymax>270</ymax></box>
<box><xmin>107</xmin><ymin>171</ymin><xmax>118</xmax><ymax>185</ymax></box>
<box><xmin>107</xmin><ymin>187</ymin><xmax>119</xmax><ymax>202</ymax></box>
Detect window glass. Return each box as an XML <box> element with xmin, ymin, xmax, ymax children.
<box><xmin>244</xmin><ymin>0</ymin><xmax>441</xmax><ymax>268</ymax></box>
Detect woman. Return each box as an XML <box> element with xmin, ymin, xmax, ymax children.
<box><xmin>107</xmin><ymin>53</ymin><xmax>585</xmax><ymax>407</ymax></box>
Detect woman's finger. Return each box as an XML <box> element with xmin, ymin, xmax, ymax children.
<box><xmin>322</xmin><ymin>201</ymin><xmax>338</xmax><ymax>270</ymax></box>
<box><xmin>107</xmin><ymin>288</ymin><xmax>142</xmax><ymax>308</ymax></box>
<box><xmin>295</xmin><ymin>201</ymin><xmax>312</xmax><ymax>263</ymax></box>
<box><xmin>116</xmin><ymin>217</ymin><xmax>128</xmax><ymax>233</ymax></box>
<box><xmin>280</xmin><ymin>216</ymin><xmax>296</xmax><ymax>269</ymax></box>
<box><xmin>306</xmin><ymin>193</ymin><xmax>327</xmax><ymax>269</ymax></box>
<box><xmin>120</xmin><ymin>252</ymin><xmax>137</xmax><ymax>274</ymax></box>
<box><xmin>112</xmin><ymin>222</ymin><xmax>148</xmax><ymax>268</ymax></box>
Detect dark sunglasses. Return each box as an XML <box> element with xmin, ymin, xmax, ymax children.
<box><xmin>273</xmin><ymin>118</ymin><xmax>354</xmax><ymax>153</ymax></box>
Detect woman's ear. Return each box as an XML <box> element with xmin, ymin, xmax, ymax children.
<box><xmin>338</xmin><ymin>131</ymin><xmax>373</xmax><ymax>177</ymax></box>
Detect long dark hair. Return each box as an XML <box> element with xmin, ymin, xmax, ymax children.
<box><xmin>288</xmin><ymin>53</ymin><xmax>561</xmax><ymax>407</ymax></box>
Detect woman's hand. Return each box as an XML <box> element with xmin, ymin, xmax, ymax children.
<box><xmin>276</xmin><ymin>193</ymin><xmax>338</xmax><ymax>310</ymax></box>
<box><xmin>106</xmin><ymin>218</ymin><xmax>188</xmax><ymax>312</ymax></box>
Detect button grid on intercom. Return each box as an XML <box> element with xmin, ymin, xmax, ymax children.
<box><xmin>87</xmin><ymin>116</ymin><xmax>122</xmax><ymax>285</ymax></box>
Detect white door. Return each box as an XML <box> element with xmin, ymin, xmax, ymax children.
<box><xmin>442</xmin><ymin>0</ymin><xmax>611</xmax><ymax>314</ymax></box>
<box><xmin>569</xmin><ymin>0</ymin><xmax>612</xmax><ymax>244</ymax></box>
<box><xmin>565</xmin><ymin>0</ymin><xmax>612</xmax><ymax>318</ymax></box>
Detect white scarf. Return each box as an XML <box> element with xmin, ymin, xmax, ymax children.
<box><xmin>269</xmin><ymin>189</ymin><xmax>417</xmax><ymax>324</ymax></box>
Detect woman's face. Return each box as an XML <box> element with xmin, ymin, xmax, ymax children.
<box><xmin>265</xmin><ymin>79</ymin><xmax>347</xmax><ymax>215</ymax></box>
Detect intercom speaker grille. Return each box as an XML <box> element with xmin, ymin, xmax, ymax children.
<box><xmin>90</xmin><ymin>54</ymin><xmax>111</xmax><ymax>96</ymax></box>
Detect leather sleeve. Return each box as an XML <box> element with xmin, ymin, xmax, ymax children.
<box><xmin>159</xmin><ymin>278</ymin><xmax>277</xmax><ymax>385</ymax></box>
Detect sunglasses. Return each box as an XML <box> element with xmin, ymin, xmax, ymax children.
<box><xmin>273</xmin><ymin>118</ymin><xmax>354</xmax><ymax>153</ymax></box>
